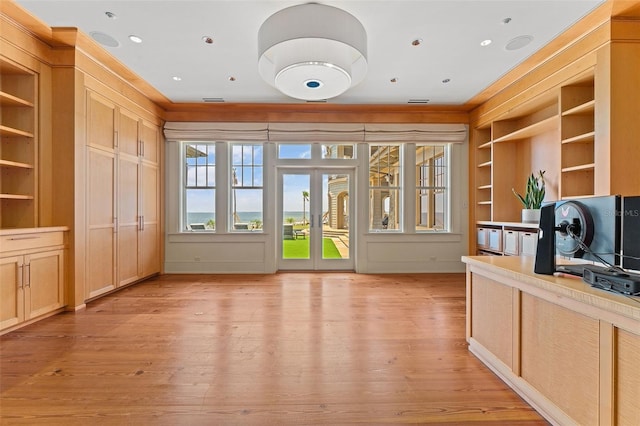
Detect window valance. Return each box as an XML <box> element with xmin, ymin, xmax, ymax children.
<box><xmin>267</xmin><ymin>123</ymin><xmax>364</xmax><ymax>142</ymax></box>
<box><xmin>164</xmin><ymin>122</ymin><xmax>467</xmax><ymax>143</ymax></box>
<box><xmin>364</xmin><ymin>123</ymin><xmax>467</xmax><ymax>143</ymax></box>
<box><xmin>163</xmin><ymin>122</ymin><xmax>269</xmax><ymax>141</ymax></box>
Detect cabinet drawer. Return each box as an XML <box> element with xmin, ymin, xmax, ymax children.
<box><xmin>0</xmin><ymin>231</ymin><xmax>64</xmax><ymax>253</ymax></box>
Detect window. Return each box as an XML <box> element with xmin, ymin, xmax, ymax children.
<box><xmin>322</xmin><ymin>144</ymin><xmax>355</xmax><ymax>159</ymax></box>
<box><xmin>278</xmin><ymin>144</ymin><xmax>311</xmax><ymax>159</ymax></box>
<box><xmin>184</xmin><ymin>142</ymin><xmax>215</xmax><ymax>231</ymax></box>
<box><xmin>231</xmin><ymin>144</ymin><xmax>264</xmax><ymax>230</ymax></box>
<box><xmin>416</xmin><ymin>144</ymin><xmax>449</xmax><ymax>231</ymax></box>
<box><xmin>369</xmin><ymin>145</ymin><xmax>401</xmax><ymax>231</ymax></box>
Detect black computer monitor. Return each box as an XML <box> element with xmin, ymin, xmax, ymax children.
<box><xmin>534</xmin><ymin>195</ymin><xmax>621</xmax><ymax>276</ymax></box>
<box><xmin>555</xmin><ymin>195</ymin><xmax>621</xmax><ymax>267</ymax></box>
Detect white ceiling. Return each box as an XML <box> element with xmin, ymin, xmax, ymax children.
<box><xmin>16</xmin><ymin>0</ymin><xmax>604</xmax><ymax>105</ymax></box>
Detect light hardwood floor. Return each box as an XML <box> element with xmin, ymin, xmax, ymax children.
<box><xmin>0</xmin><ymin>273</ymin><xmax>547</xmax><ymax>425</ymax></box>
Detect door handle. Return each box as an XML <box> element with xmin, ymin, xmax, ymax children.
<box><xmin>24</xmin><ymin>264</ymin><xmax>30</xmax><ymax>288</ymax></box>
<box><xmin>17</xmin><ymin>264</ymin><xmax>23</xmax><ymax>289</ymax></box>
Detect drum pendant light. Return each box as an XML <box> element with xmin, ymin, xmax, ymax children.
<box><xmin>258</xmin><ymin>3</ymin><xmax>368</xmax><ymax>101</ymax></box>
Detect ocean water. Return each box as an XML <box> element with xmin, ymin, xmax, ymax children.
<box><xmin>187</xmin><ymin>211</ymin><xmax>306</xmax><ymax>224</ymax></box>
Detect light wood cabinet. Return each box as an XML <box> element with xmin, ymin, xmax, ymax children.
<box><xmin>117</xmin><ymin>112</ymin><xmax>161</xmax><ymax>286</ymax></box>
<box><xmin>0</xmin><ymin>57</ymin><xmax>37</xmax><ymax>228</ymax></box>
<box><xmin>86</xmin><ymin>91</ymin><xmax>161</xmax><ymax>299</ymax></box>
<box><xmin>139</xmin><ymin>120</ymin><xmax>161</xmax><ymax>277</ymax></box>
<box><xmin>463</xmin><ymin>255</ymin><xmax>640</xmax><ymax>426</ymax></box>
<box><xmin>86</xmin><ymin>91</ymin><xmax>117</xmax><ymax>298</ymax></box>
<box><xmin>0</xmin><ymin>228</ymin><xmax>66</xmax><ymax>334</ymax></box>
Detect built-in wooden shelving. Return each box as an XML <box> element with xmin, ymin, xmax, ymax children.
<box><xmin>0</xmin><ymin>57</ymin><xmax>37</xmax><ymax>228</ymax></box>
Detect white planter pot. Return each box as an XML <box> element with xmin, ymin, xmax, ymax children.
<box><xmin>521</xmin><ymin>208</ymin><xmax>541</xmax><ymax>224</ymax></box>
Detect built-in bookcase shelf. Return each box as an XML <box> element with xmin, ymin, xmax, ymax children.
<box><xmin>0</xmin><ymin>57</ymin><xmax>37</xmax><ymax>228</ymax></box>
<box><xmin>560</xmin><ymin>80</ymin><xmax>595</xmax><ymax>198</ymax></box>
<box><xmin>471</xmin><ymin>73</ymin><xmax>596</xmax><ymax>253</ymax></box>
<box><xmin>473</xmin><ymin>126</ymin><xmax>493</xmax><ymax>221</ymax></box>
<box><xmin>493</xmin><ymin>115</ymin><xmax>559</xmax><ymax>143</ymax></box>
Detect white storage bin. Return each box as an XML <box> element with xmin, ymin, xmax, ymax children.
<box><xmin>519</xmin><ymin>231</ymin><xmax>538</xmax><ymax>256</ymax></box>
<box><xmin>488</xmin><ymin>228</ymin><xmax>502</xmax><ymax>252</ymax></box>
<box><xmin>503</xmin><ymin>230</ymin><xmax>519</xmax><ymax>255</ymax></box>
<box><xmin>477</xmin><ymin>227</ymin><xmax>489</xmax><ymax>249</ymax></box>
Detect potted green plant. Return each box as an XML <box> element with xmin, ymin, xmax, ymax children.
<box><xmin>512</xmin><ymin>170</ymin><xmax>546</xmax><ymax>223</ymax></box>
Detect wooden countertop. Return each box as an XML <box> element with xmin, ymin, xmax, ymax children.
<box><xmin>462</xmin><ymin>255</ymin><xmax>640</xmax><ymax>323</ymax></box>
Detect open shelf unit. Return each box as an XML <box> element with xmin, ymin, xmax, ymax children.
<box><xmin>560</xmin><ymin>81</ymin><xmax>595</xmax><ymax>198</ymax></box>
<box><xmin>0</xmin><ymin>57</ymin><xmax>37</xmax><ymax>228</ymax></box>
<box><xmin>473</xmin><ymin>125</ymin><xmax>492</xmax><ymax>221</ymax></box>
<box><xmin>471</xmin><ymin>73</ymin><xmax>595</xmax><ymax>252</ymax></box>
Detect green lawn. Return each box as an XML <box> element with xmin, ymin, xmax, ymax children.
<box><xmin>283</xmin><ymin>237</ymin><xmax>342</xmax><ymax>259</ymax></box>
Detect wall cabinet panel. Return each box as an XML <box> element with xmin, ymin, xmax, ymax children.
<box><xmin>520</xmin><ymin>294</ymin><xmax>599</xmax><ymax>425</ymax></box>
<box><xmin>85</xmin><ymin>93</ymin><xmax>161</xmax><ymax>299</ymax></box>
<box><xmin>86</xmin><ymin>148</ymin><xmax>116</xmax><ymax>298</ymax></box>
<box><xmin>117</xmin><ymin>108</ymin><xmax>141</xmax><ymax>287</ymax></box>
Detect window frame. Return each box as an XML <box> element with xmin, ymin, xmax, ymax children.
<box><xmin>415</xmin><ymin>143</ymin><xmax>450</xmax><ymax>232</ymax></box>
<box><xmin>230</xmin><ymin>143</ymin><xmax>264</xmax><ymax>232</ymax></box>
<box><xmin>368</xmin><ymin>144</ymin><xmax>403</xmax><ymax>232</ymax></box>
<box><xmin>182</xmin><ymin>142</ymin><xmax>217</xmax><ymax>232</ymax></box>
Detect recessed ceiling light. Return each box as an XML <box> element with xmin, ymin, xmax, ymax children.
<box><xmin>202</xmin><ymin>36</ymin><xmax>214</xmax><ymax>44</ymax></box>
<box><xmin>228</xmin><ymin>76</ymin><xmax>236</xmax><ymax>82</ymax></box>
<box><xmin>172</xmin><ymin>76</ymin><xmax>182</xmax><ymax>81</ymax></box>
<box><xmin>128</xmin><ymin>35</ymin><xmax>143</xmax><ymax>44</ymax></box>
<box><xmin>105</xmin><ymin>11</ymin><xmax>117</xmax><ymax>19</ymax></box>
<box><xmin>442</xmin><ymin>78</ymin><xmax>451</xmax><ymax>83</ymax></box>
<box><xmin>480</xmin><ymin>39</ymin><xmax>492</xmax><ymax>47</ymax></box>
<box><xmin>390</xmin><ymin>77</ymin><xmax>398</xmax><ymax>83</ymax></box>
<box><xmin>411</xmin><ymin>38</ymin><xmax>423</xmax><ymax>46</ymax></box>
<box><xmin>505</xmin><ymin>35</ymin><xmax>533</xmax><ymax>51</ymax></box>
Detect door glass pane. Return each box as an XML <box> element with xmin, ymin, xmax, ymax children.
<box><xmin>322</xmin><ymin>173</ymin><xmax>349</xmax><ymax>259</ymax></box>
<box><xmin>282</xmin><ymin>174</ymin><xmax>310</xmax><ymax>259</ymax></box>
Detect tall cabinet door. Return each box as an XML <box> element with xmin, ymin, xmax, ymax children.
<box><xmin>86</xmin><ymin>92</ymin><xmax>116</xmax><ymax>298</ymax></box>
<box><xmin>117</xmin><ymin>109</ymin><xmax>141</xmax><ymax>287</ymax></box>
<box><xmin>140</xmin><ymin>121</ymin><xmax>160</xmax><ymax>277</ymax></box>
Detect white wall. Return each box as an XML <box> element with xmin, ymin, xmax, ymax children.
<box><xmin>164</xmin><ymin>134</ymin><xmax>469</xmax><ymax>274</ymax></box>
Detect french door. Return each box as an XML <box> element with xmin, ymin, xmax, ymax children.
<box><xmin>277</xmin><ymin>168</ymin><xmax>354</xmax><ymax>270</ymax></box>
